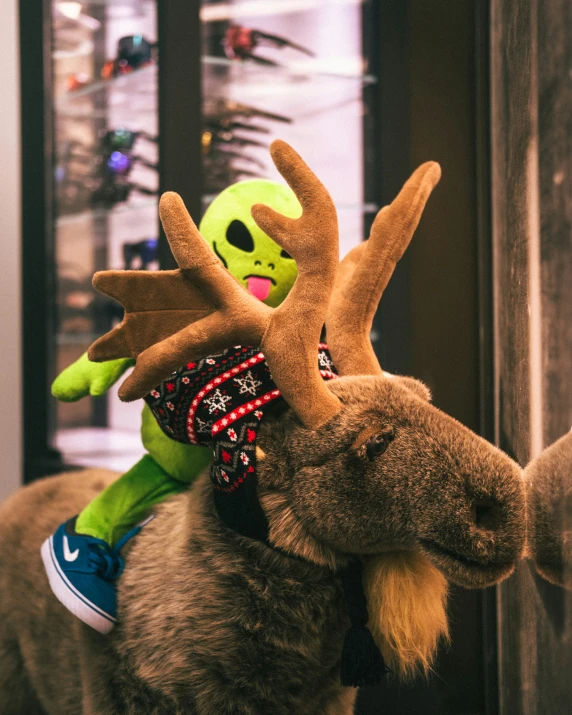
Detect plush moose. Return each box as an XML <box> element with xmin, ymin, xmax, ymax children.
<box><xmin>0</xmin><ymin>141</ymin><xmax>526</xmax><ymax>715</ymax></box>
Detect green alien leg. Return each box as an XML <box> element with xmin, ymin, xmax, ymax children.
<box><xmin>75</xmin><ymin>455</ymin><xmax>187</xmax><ymax>546</ymax></box>
<box><xmin>75</xmin><ymin>407</ymin><xmax>212</xmax><ymax>546</ymax></box>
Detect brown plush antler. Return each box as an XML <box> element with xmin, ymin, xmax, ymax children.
<box><xmin>326</xmin><ymin>162</ymin><xmax>441</xmax><ymax>376</ymax></box>
<box><xmin>89</xmin><ymin>140</ymin><xmax>341</xmax><ymax>429</ymax></box>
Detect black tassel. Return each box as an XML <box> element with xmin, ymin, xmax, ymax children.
<box><xmin>341</xmin><ymin>624</ymin><xmax>388</xmax><ymax>687</ymax></box>
<box><xmin>339</xmin><ymin>558</ymin><xmax>389</xmax><ymax>688</ymax></box>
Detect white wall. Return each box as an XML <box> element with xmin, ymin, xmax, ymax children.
<box><xmin>0</xmin><ymin>0</ymin><xmax>22</xmax><ymax>501</ymax></box>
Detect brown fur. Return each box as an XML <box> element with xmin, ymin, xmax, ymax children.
<box><xmin>0</xmin><ymin>470</ymin><xmax>118</xmax><ymax>715</ymax></box>
<box><xmin>264</xmin><ymin>377</ymin><xmax>525</xmax><ymax>589</ymax></box>
<box><xmin>0</xmin><ymin>374</ymin><xmax>525</xmax><ymax>714</ymax></box>
<box><xmin>525</xmin><ymin>430</ymin><xmax>572</xmax><ymax>587</ymax></box>
<box><xmin>0</xmin><ymin>470</ymin><xmax>356</xmax><ymax>715</ymax></box>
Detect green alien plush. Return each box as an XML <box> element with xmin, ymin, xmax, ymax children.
<box><xmin>51</xmin><ymin>179</ymin><xmax>300</xmax><ymax>554</ymax></box>
<box><xmin>52</xmin><ymin>180</ymin><xmax>299</xmax><ymax>403</ymax></box>
<box><xmin>201</xmin><ymin>179</ymin><xmax>299</xmax><ymax>307</ymax></box>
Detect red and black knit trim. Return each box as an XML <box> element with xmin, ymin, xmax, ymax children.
<box><xmin>145</xmin><ymin>344</ymin><xmax>337</xmax><ymax>541</ymax></box>
<box><xmin>145</xmin><ymin>346</ymin><xmax>263</xmax><ymax>447</ymax></box>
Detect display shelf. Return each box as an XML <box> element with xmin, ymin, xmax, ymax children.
<box><xmin>56</xmin><ymin>196</ymin><xmax>157</xmax><ymax>227</ymax></box>
<box><xmin>55</xmin><ymin>63</ymin><xmax>156</xmax><ymax>106</ymax></box>
<box><xmin>69</xmin><ymin>0</ymin><xmax>364</xmax><ymax>19</ymax></box>
<box><xmin>204</xmin><ymin>54</ymin><xmax>376</xmax><ymax>85</ymax></box>
<box><xmin>55</xmin><ymin>427</ymin><xmax>146</xmax><ymax>473</ymax></box>
<box><xmin>201</xmin><ymin>0</ymin><xmax>365</xmax><ymax>22</ymax></box>
<box><xmin>56</xmin><ymin>55</ymin><xmax>374</xmax><ymax>112</ymax></box>
<box><xmin>38</xmin><ymin>0</ymin><xmax>373</xmax><ymax>468</ymax></box>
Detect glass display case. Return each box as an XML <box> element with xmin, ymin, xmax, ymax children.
<box><xmin>200</xmin><ymin>0</ymin><xmax>377</xmax><ymax>254</ymax></box>
<box><xmin>43</xmin><ymin>0</ymin><xmax>382</xmax><ymax>473</ymax></box>
<box><xmin>50</xmin><ymin>0</ymin><xmax>159</xmax><ymax>470</ymax></box>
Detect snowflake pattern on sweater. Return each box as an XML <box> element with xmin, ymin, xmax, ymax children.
<box><xmin>144</xmin><ymin>345</ymin><xmax>337</xmax><ymax>497</ymax></box>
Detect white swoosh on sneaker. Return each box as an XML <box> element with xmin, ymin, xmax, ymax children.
<box><xmin>63</xmin><ymin>535</ymin><xmax>80</xmax><ymax>562</ymax></box>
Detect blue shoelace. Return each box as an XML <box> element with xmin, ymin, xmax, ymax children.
<box><xmin>86</xmin><ymin>517</ymin><xmax>154</xmax><ymax>581</ymax></box>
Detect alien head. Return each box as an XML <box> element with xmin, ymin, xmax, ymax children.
<box><xmin>199</xmin><ymin>179</ymin><xmax>300</xmax><ymax>307</ymax></box>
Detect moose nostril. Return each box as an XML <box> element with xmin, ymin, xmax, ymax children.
<box><xmin>473</xmin><ymin>500</ymin><xmax>502</xmax><ymax>531</ymax></box>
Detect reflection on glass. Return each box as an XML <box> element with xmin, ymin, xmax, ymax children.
<box><xmin>50</xmin><ymin>0</ymin><xmax>378</xmax><ymax>468</ymax></box>
<box><xmin>52</xmin><ymin>0</ymin><xmax>157</xmax><ymax>469</ymax></box>
<box><xmin>526</xmin><ymin>431</ymin><xmax>572</xmax><ymax>589</ymax></box>
<box><xmin>491</xmin><ymin>0</ymin><xmax>572</xmax><ymax>711</ymax></box>
<box><xmin>202</xmin><ymin>0</ymin><xmax>377</xmax><ymax>257</ymax></box>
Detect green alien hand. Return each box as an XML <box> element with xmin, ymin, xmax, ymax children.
<box><xmin>52</xmin><ymin>352</ymin><xmax>135</xmax><ymax>402</ymax></box>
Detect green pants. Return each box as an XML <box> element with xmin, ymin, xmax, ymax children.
<box><xmin>75</xmin><ymin>405</ymin><xmax>212</xmax><ymax>546</ymax></box>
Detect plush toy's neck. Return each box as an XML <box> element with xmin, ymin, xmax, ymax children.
<box><xmin>259</xmin><ymin>488</ymin><xmax>348</xmax><ymax>570</ymax></box>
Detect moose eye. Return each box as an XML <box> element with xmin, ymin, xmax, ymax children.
<box><xmin>226</xmin><ymin>220</ymin><xmax>254</xmax><ymax>252</ymax></box>
<box><xmin>365</xmin><ymin>429</ymin><xmax>395</xmax><ymax>461</ymax></box>
<box><xmin>280</xmin><ymin>249</ymin><xmax>293</xmax><ymax>259</ymax></box>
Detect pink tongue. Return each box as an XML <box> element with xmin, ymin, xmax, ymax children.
<box><xmin>247</xmin><ymin>276</ymin><xmax>273</xmax><ymax>301</ymax></box>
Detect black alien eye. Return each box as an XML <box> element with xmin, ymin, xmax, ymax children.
<box><xmin>226</xmin><ymin>220</ymin><xmax>254</xmax><ymax>252</ymax></box>
<box><xmin>280</xmin><ymin>249</ymin><xmax>293</xmax><ymax>259</ymax></box>
<box><xmin>365</xmin><ymin>429</ymin><xmax>395</xmax><ymax>461</ymax></box>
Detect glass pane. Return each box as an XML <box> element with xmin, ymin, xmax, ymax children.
<box><xmin>201</xmin><ymin>0</ymin><xmax>375</xmax><ymax>258</ymax></box>
<box><xmin>51</xmin><ymin>0</ymin><xmax>157</xmax><ymax>470</ymax></box>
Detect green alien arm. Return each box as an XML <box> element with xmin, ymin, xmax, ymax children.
<box><xmin>141</xmin><ymin>405</ymin><xmax>212</xmax><ymax>484</ymax></box>
<box><xmin>52</xmin><ymin>351</ymin><xmax>135</xmax><ymax>402</ymax></box>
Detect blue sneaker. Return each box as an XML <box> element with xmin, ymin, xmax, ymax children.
<box><xmin>41</xmin><ymin>516</ymin><xmax>151</xmax><ymax>634</ymax></box>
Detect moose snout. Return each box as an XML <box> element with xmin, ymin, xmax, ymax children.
<box><xmin>415</xmin><ymin>438</ymin><xmax>527</xmax><ymax>589</ymax></box>
<box><xmin>471</xmin><ymin>499</ymin><xmax>503</xmax><ymax>533</ymax></box>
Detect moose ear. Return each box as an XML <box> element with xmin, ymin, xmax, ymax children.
<box><xmin>394</xmin><ymin>376</ymin><xmax>432</xmax><ymax>403</ymax></box>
